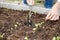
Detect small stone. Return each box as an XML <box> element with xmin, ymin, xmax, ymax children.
<box><xmin>14</xmin><ymin>24</ymin><xmax>18</xmax><ymax>29</ymax></box>
<box><xmin>34</xmin><ymin>39</ymin><xmax>36</xmax><ymax>40</ymax></box>
<box><xmin>8</xmin><ymin>29</ymin><xmax>10</xmax><ymax>31</ymax></box>
<box><xmin>24</xmin><ymin>37</ymin><xmax>28</xmax><ymax>40</ymax></box>
<box><xmin>19</xmin><ymin>23</ymin><xmax>21</xmax><ymax>26</ymax></box>
<box><xmin>56</xmin><ymin>33</ymin><xmax>59</xmax><ymax>35</ymax></box>
<box><xmin>43</xmin><ymin>27</ymin><xmax>45</xmax><ymax>29</ymax></box>
<box><xmin>17</xmin><ymin>39</ymin><xmax>20</xmax><ymax>40</ymax></box>
<box><xmin>11</xmin><ymin>28</ymin><xmax>13</xmax><ymax>30</ymax></box>
<box><xmin>16</xmin><ymin>22</ymin><xmax>19</xmax><ymax>24</ymax></box>
<box><xmin>33</xmin><ymin>28</ymin><xmax>36</xmax><ymax>31</ymax></box>
<box><xmin>3</xmin><ymin>33</ymin><xmax>5</xmax><ymax>35</ymax></box>
<box><xmin>14</xmin><ymin>25</ymin><xmax>18</xmax><ymax>27</ymax></box>
<box><xmin>57</xmin><ymin>36</ymin><xmax>60</xmax><ymax>40</ymax></box>
<box><xmin>42</xmin><ymin>18</ymin><xmax>45</xmax><ymax>19</ymax></box>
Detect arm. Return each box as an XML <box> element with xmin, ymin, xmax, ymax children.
<box><xmin>53</xmin><ymin>2</ymin><xmax>60</xmax><ymax>11</ymax></box>
<box><xmin>46</xmin><ymin>2</ymin><xmax>60</xmax><ymax>21</ymax></box>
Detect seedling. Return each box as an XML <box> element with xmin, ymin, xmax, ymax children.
<box><xmin>52</xmin><ymin>36</ymin><xmax>60</xmax><ymax>40</ymax></box>
<box><xmin>16</xmin><ymin>22</ymin><xmax>21</xmax><ymax>26</ymax></box>
<box><xmin>0</xmin><ymin>34</ymin><xmax>4</xmax><ymax>38</ymax></box>
<box><xmin>33</xmin><ymin>21</ymin><xmax>45</xmax><ymax>33</ymax></box>
<box><xmin>35</xmin><ymin>21</ymin><xmax>44</xmax><ymax>28</ymax></box>
<box><xmin>35</xmin><ymin>24</ymin><xmax>39</xmax><ymax>27</ymax></box>
<box><xmin>33</xmin><ymin>23</ymin><xmax>39</xmax><ymax>33</ymax></box>
<box><xmin>25</xmin><ymin>6</ymin><xmax>34</xmax><ymax>27</ymax></box>
<box><xmin>57</xmin><ymin>37</ymin><xmax>60</xmax><ymax>40</ymax></box>
<box><xmin>40</xmin><ymin>21</ymin><xmax>44</xmax><ymax>25</ymax></box>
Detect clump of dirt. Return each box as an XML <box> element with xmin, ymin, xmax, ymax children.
<box><xmin>0</xmin><ymin>8</ymin><xmax>60</xmax><ymax>40</ymax></box>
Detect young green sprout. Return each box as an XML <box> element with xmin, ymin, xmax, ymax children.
<box><xmin>52</xmin><ymin>36</ymin><xmax>60</xmax><ymax>40</ymax></box>
<box><xmin>40</xmin><ymin>22</ymin><xmax>44</xmax><ymax>25</ymax></box>
<box><xmin>52</xmin><ymin>37</ymin><xmax>56</xmax><ymax>40</ymax></box>
<box><xmin>57</xmin><ymin>36</ymin><xmax>60</xmax><ymax>40</ymax></box>
<box><xmin>16</xmin><ymin>22</ymin><xmax>21</xmax><ymax>26</ymax></box>
<box><xmin>35</xmin><ymin>21</ymin><xmax>44</xmax><ymax>28</ymax></box>
<box><xmin>33</xmin><ymin>23</ymin><xmax>40</xmax><ymax>33</ymax></box>
<box><xmin>33</xmin><ymin>21</ymin><xmax>45</xmax><ymax>33</ymax></box>
<box><xmin>35</xmin><ymin>24</ymin><xmax>39</xmax><ymax>27</ymax></box>
<box><xmin>0</xmin><ymin>34</ymin><xmax>4</xmax><ymax>38</ymax></box>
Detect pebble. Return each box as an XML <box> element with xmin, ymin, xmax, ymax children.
<box><xmin>16</xmin><ymin>22</ymin><xmax>19</xmax><ymax>24</ymax></box>
<box><xmin>24</xmin><ymin>37</ymin><xmax>28</xmax><ymax>40</ymax></box>
<box><xmin>33</xmin><ymin>28</ymin><xmax>36</xmax><ymax>31</ymax></box>
<box><xmin>14</xmin><ymin>24</ymin><xmax>18</xmax><ymax>27</ymax></box>
<box><xmin>11</xmin><ymin>27</ymin><xmax>13</xmax><ymax>30</ymax></box>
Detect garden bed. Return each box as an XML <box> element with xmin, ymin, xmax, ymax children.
<box><xmin>0</xmin><ymin>8</ymin><xmax>60</xmax><ymax>40</ymax></box>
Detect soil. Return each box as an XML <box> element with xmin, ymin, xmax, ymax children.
<box><xmin>0</xmin><ymin>8</ymin><xmax>60</xmax><ymax>40</ymax></box>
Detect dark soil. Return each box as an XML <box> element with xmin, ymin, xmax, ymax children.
<box><xmin>0</xmin><ymin>8</ymin><xmax>60</xmax><ymax>40</ymax></box>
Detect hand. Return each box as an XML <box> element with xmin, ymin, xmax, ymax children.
<box><xmin>27</xmin><ymin>0</ymin><xmax>34</xmax><ymax>5</ymax></box>
<box><xmin>46</xmin><ymin>8</ymin><xmax>59</xmax><ymax>21</ymax></box>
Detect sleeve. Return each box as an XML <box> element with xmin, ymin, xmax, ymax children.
<box><xmin>57</xmin><ymin>0</ymin><xmax>60</xmax><ymax>2</ymax></box>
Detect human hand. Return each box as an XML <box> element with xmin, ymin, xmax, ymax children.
<box><xmin>27</xmin><ymin>0</ymin><xmax>34</xmax><ymax>5</ymax></box>
<box><xmin>46</xmin><ymin>8</ymin><xmax>59</xmax><ymax>21</ymax></box>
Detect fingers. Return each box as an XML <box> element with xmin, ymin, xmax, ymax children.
<box><xmin>46</xmin><ymin>12</ymin><xmax>51</xmax><ymax>20</ymax></box>
<box><xmin>53</xmin><ymin>16</ymin><xmax>59</xmax><ymax>20</ymax></box>
<box><xmin>46</xmin><ymin>11</ymin><xmax>54</xmax><ymax>20</ymax></box>
<box><xmin>45</xmin><ymin>13</ymin><xmax>59</xmax><ymax>21</ymax></box>
<box><xmin>48</xmin><ymin>13</ymin><xmax>54</xmax><ymax>20</ymax></box>
<box><xmin>50</xmin><ymin>15</ymin><xmax>56</xmax><ymax>20</ymax></box>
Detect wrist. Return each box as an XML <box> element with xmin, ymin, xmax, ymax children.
<box><xmin>52</xmin><ymin>2</ymin><xmax>60</xmax><ymax>10</ymax></box>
